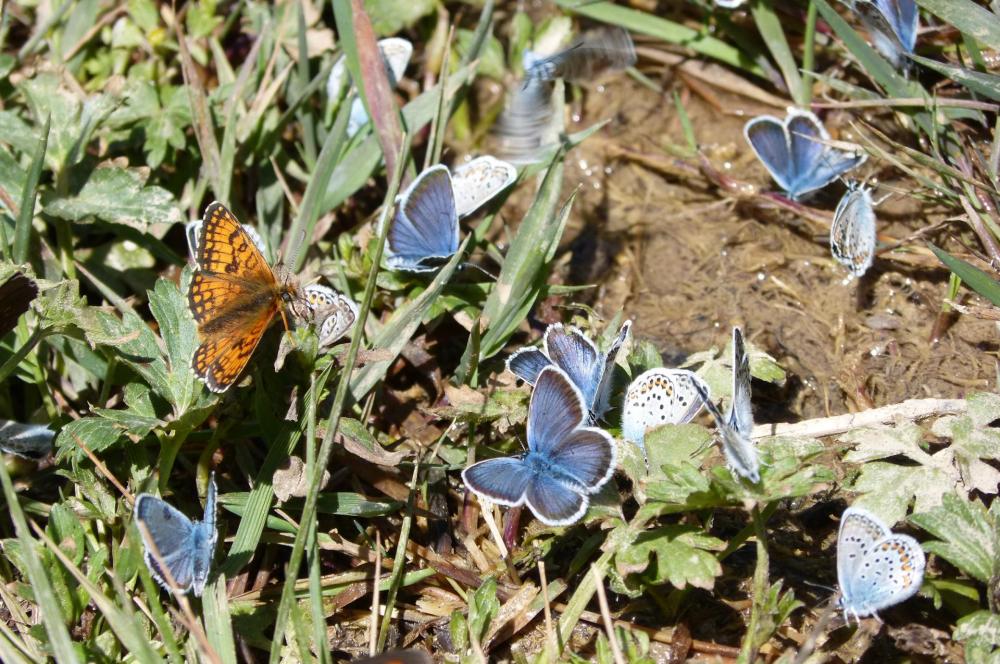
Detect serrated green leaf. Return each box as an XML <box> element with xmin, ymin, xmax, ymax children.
<box><xmin>44</xmin><ymin>165</ymin><xmax>182</xmax><ymax>229</ymax></box>
<box><xmin>611</xmin><ymin>524</ymin><xmax>724</xmax><ymax>596</ymax></box>
<box><xmin>911</xmin><ymin>493</ymin><xmax>996</xmax><ymax>584</ymax></box>
<box><xmin>147</xmin><ymin>273</ymin><xmax>205</xmax><ymax>415</ymax></box>
<box><xmin>55</xmin><ymin>417</ymin><xmax>125</xmax><ymax>459</ymax></box>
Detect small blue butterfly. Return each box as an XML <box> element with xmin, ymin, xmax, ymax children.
<box><xmin>523</xmin><ymin>27</ymin><xmax>636</xmax><ymax>83</ymax></box>
<box><xmin>621</xmin><ymin>368</ymin><xmax>707</xmax><ymax>451</ymax></box>
<box><xmin>385</xmin><ymin>166</ymin><xmax>459</xmax><ymax>272</ymax></box>
<box><xmin>837</xmin><ymin>506</ymin><xmax>926</xmax><ymax>622</ymax></box>
<box><xmin>744</xmin><ymin>109</ymin><xmax>867</xmax><ymax>200</ymax></box>
<box><xmin>134</xmin><ymin>473</ymin><xmax>218</xmax><ymax>596</ymax></box>
<box><xmin>853</xmin><ymin>0</ymin><xmax>918</xmax><ymax>70</ymax></box>
<box><xmin>462</xmin><ymin>365</ymin><xmax>617</xmax><ymax>526</ymax></box>
<box><xmin>507</xmin><ymin>321</ymin><xmax>631</xmax><ymax>422</ymax></box>
<box><xmin>0</xmin><ymin>420</ymin><xmax>53</xmax><ymax>460</ymax></box>
<box><xmin>693</xmin><ymin>327</ymin><xmax>760</xmax><ymax>483</ymax></box>
<box><xmin>831</xmin><ymin>183</ymin><xmax>877</xmax><ymax>278</ymax></box>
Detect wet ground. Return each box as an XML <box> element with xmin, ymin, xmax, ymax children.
<box><xmin>505</xmin><ymin>69</ymin><xmax>998</xmax><ymax>423</ymax></box>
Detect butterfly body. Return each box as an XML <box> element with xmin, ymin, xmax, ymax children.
<box><xmin>507</xmin><ymin>321</ymin><xmax>631</xmax><ymax>423</ymax></box>
<box><xmin>188</xmin><ymin>202</ymin><xmax>297</xmax><ymax>392</ymax></box>
<box><xmin>524</xmin><ymin>27</ymin><xmax>636</xmax><ymax>82</ymax></box>
<box><xmin>462</xmin><ymin>366</ymin><xmax>617</xmax><ymax>526</ymax></box>
<box><xmin>744</xmin><ymin>109</ymin><xmax>866</xmax><ymax>200</ymax></box>
<box><xmin>694</xmin><ymin>327</ymin><xmax>760</xmax><ymax>483</ymax></box>
<box><xmin>134</xmin><ymin>474</ymin><xmax>218</xmax><ymax>596</ymax></box>
<box><xmin>837</xmin><ymin>506</ymin><xmax>926</xmax><ymax>622</ymax></box>
<box><xmin>831</xmin><ymin>183</ymin><xmax>877</xmax><ymax>278</ymax></box>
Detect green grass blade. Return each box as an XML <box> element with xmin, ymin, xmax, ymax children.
<box><xmin>202</xmin><ymin>575</ymin><xmax>237</xmax><ymax>664</ymax></box>
<box><xmin>0</xmin><ymin>463</ymin><xmax>80</xmax><ymax>664</ymax></box>
<box><xmin>13</xmin><ymin>114</ymin><xmax>48</xmax><ymax>265</ymax></box>
<box><xmin>915</xmin><ymin>0</ymin><xmax>1000</xmax><ymax>51</ymax></box>
<box><xmin>910</xmin><ymin>54</ymin><xmax>1000</xmax><ymax>102</ymax></box>
<box><xmin>750</xmin><ymin>0</ymin><xmax>803</xmax><ymax>105</ymax></box>
<box><xmin>555</xmin><ymin>0</ymin><xmax>763</xmax><ymax>77</ymax></box>
<box><xmin>928</xmin><ymin>243</ymin><xmax>1000</xmax><ymax>306</ymax></box>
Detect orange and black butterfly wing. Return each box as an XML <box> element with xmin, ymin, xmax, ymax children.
<box><xmin>0</xmin><ymin>272</ymin><xmax>38</xmax><ymax>338</ymax></box>
<box><xmin>188</xmin><ymin>202</ymin><xmax>281</xmax><ymax>392</ymax></box>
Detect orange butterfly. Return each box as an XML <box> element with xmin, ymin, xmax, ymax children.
<box><xmin>188</xmin><ymin>202</ymin><xmax>298</xmax><ymax>392</ymax></box>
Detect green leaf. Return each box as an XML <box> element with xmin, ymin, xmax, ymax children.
<box><xmin>55</xmin><ymin>417</ymin><xmax>125</xmax><ymax>459</ymax></box>
<box><xmin>364</xmin><ymin>0</ymin><xmax>434</xmax><ymax>35</ymax></box>
<box><xmin>910</xmin><ymin>493</ymin><xmax>997</xmax><ymax>584</ymax></box>
<box><xmin>954</xmin><ymin>610</ymin><xmax>1000</xmax><ymax>650</ymax></box>
<box><xmin>13</xmin><ymin>115</ymin><xmax>48</xmax><ymax>265</ymax></box>
<box><xmin>44</xmin><ymin>165</ymin><xmax>183</xmax><ymax>230</ymax></box>
<box><xmin>147</xmin><ymin>273</ymin><xmax>209</xmax><ymax>417</ymax></box>
<box><xmin>914</xmin><ymin>0</ymin><xmax>1000</xmax><ymax>52</ymax></box>
<box><xmin>467</xmin><ymin>577</ymin><xmax>500</xmax><ymax>647</ymax></box>
<box><xmin>910</xmin><ymin>54</ymin><xmax>1000</xmax><ymax>101</ymax></box>
<box><xmin>611</xmin><ymin>524</ymin><xmax>724</xmax><ymax>596</ymax></box>
<box><xmin>929</xmin><ymin>243</ymin><xmax>1000</xmax><ymax>306</ymax></box>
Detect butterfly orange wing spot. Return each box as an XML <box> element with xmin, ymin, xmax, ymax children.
<box><xmin>188</xmin><ymin>202</ymin><xmax>293</xmax><ymax>392</ymax></box>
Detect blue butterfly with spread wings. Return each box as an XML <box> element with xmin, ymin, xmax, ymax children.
<box><xmin>462</xmin><ymin>365</ymin><xmax>617</xmax><ymax>526</ymax></box>
<box><xmin>744</xmin><ymin>109</ymin><xmax>866</xmax><ymax>200</ymax></box>
<box><xmin>853</xmin><ymin>0</ymin><xmax>918</xmax><ymax>70</ymax></box>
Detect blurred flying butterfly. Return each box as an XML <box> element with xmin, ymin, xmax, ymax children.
<box><xmin>385</xmin><ymin>165</ymin><xmax>460</xmax><ymax>272</ymax></box>
<box><xmin>830</xmin><ymin>183</ymin><xmax>877</xmax><ymax>278</ymax></box>
<box><xmin>185</xmin><ymin>218</ymin><xmax>266</xmax><ymax>263</ymax></box>
<box><xmin>494</xmin><ymin>76</ymin><xmax>557</xmax><ymax>165</ymax></box>
<box><xmin>0</xmin><ymin>420</ymin><xmax>54</xmax><ymax>460</ymax></box>
<box><xmin>837</xmin><ymin>506</ymin><xmax>926</xmax><ymax>622</ymax></box>
<box><xmin>507</xmin><ymin>320</ymin><xmax>632</xmax><ymax>422</ymax></box>
<box><xmin>462</xmin><ymin>366</ymin><xmax>617</xmax><ymax>526</ymax></box>
<box><xmin>0</xmin><ymin>271</ymin><xmax>38</xmax><ymax>338</ymax></box>
<box><xmin>621</xmin><ymin>368</ymin><xmax>708</xmax><ymax>450</ymax></box>
<box><xmin>523</xmin><ymin>26</ymin><xmax>636</xmax><ymax>82</ymax></box>
<box><xmin>853</xmin><ymin>0</ymin><xmax>918</xmax><ymax>70</ymax></box>
<box><xmin>693</xmin><ymin>327</ymin><xmax>760</xmax><ymax>483</ymax></box>
<box><xmin>303</xmin><ymin>284</ymin><xmax>358</xmax><ymax>347</ymax></box>
<box><xmin>327</xmin><ymin>38</ymin><xmax>413</xmax><ymax>138</ymax></box>
<box><xmin>451</xmin><ymin>156</ymin><xmax>517</xmax><ymax>218</ymax></box>
<box><xmin>744</xmin><ymin>109</ymin><xmax>867</xmax><ymax>200</ymax></box>
<box><xmin>134</xmin><ymin>473</ymin><xmax>218</xmax><ymax>596</ymax></box>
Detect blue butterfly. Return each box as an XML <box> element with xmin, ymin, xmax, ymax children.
<box><xmin>621</xmin><ymin>368</ymin><xmax>707</xmax><ymax>451</ymax></box>
<box><xmin>462</xmin><ymin>366</ymin><xmax>617</xmax><ymax>526</ymax></box>
<box><xmin>744</xmin><ymin>109</ymin><xmax>866</xmax><ymax>200</ymax></box>
<box><xmin>0</xmin><ymin>420</ymin><xmax>53</xmax><ymax>460</ymax></box>
<box><xmin>385</xmin><ymin>166</ymin><xmax>460</xmax><ymax>272</ymax></box>
<box><xmin>853</xmin><ymin>0</ymin><xmax>918</xmax><ymax>70</ymax></box>
<box><xmin>693</xmin><ymin>327</ymin><xmax>760</xmax><ymax>483</ymax></box>
<box><xmin>837</xmin><ymin>506</ymin><xmax>926</xmax><ymax>622</ymax></box>
<box><xmin>506</xmin><ymin>321</ymin><xmax>631</xmax><ymax>422</ymax></box>
<box><xmin>134</xmin><ymin>473</ymin><xmax>218</xmax><ymax>596</ymax></box>
<box><xmin>831</xmin><ymin>183</ymin><xmax>877</xmax><ymax>278</ymax></box>
<box><xmin>523</xmin><ymin>27</ymin><xmax>636</xmax><ymax>83</ymax></box>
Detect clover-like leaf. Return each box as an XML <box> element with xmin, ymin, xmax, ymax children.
<box><xmin>45</xmin><ymin>164</ymin><xmax>182</xmax><ymax>229</ymax></box>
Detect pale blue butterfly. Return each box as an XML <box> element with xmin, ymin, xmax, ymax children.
<box><xmin>302</xmin><ymin>284</ymin><xmax>358</xmax><ymax>348</ymax></box>
<box><xmin>462</xmin><ymin>365</ymin><xmax>617</xmax><ymax>526</ymax></box>
<box><xmin>837</xmin><ymin>506</ymin><xmax>926</xmax><ymax>622</ymax></box>
<box><xmin>326</xmin><ymin>38</ymin><xmax>413</xmax><ymax>138</ymax></box>
<box><xmin>507</xmin><ymin>321</ymin><xmax>631</xmax><ymax>422</ymax></box>
<box><xmin>831</xmin><ymin>183</ymin><xmax>877</xmax><ymax>278</ymax></box>
<box><xmin>621</xmin><ymin>368</ymin><xmax>707</xmax><ymax>451</ymax></box>
<box><xmin>853</xmin><ymin>0</ymin><xmax>918</xmax><ymax>70</ymax></box>
<box><xmin>744</xmin><ymin>109</ymin><xmax>867</xmax><ymax>200</ymax></box>
<box><xmin>693</xmin><ymin>327</ymin><xmax>760</xmax><ymax>483</ymax></box>
<box><xmin>0</xmin><ymin>420</ymin><xmax>54</xmax><ymax>459</ymax></box>
<box><xmin>523</xmin><ymin>26</ymin><xmax>636</xmax><ymax>82</ymax></box>
<box><xmin>134</xmin><ymin>473</ymin><xmax>218</xmax><ymax>596</ymax></box>
<box><xmin>385</xmin><ymin>165</ymin><xmax>460</xmax><ymax>272</ymax></box>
